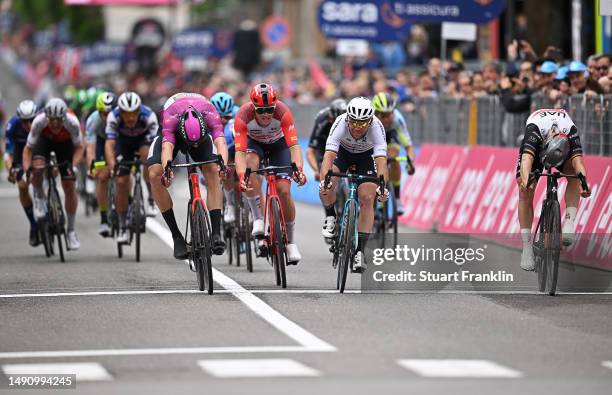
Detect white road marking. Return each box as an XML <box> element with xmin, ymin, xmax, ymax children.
<box><xmin>397</xmin><ymin>359</ymin><xmax>523</xmax><ymax>378</ymax></box>
<box><xmin>197</xmin><ymin>358</ymin><xmax>320</xmax><ymax>378</ymax></box>
<box><xmin>602</xmin><ymin>361</ymin><xmax>612</xmax><ymax>370</ymax></box>
<box><xmin>3</xmin><ymin>289</ymin><xmax>612</xmax><ymax>298</ymax></box>
<box><xmin>0</xmin><ymin>346</ymin><xmax>321</xmax><ymax>359</ymax></box>
<box><xmin>2</xmin><ymin>362</ymin><xmax>112</xmax><ymax>381</ymax></box>
<box><xmin>148</xmin><ymin>219</ymin><xmax>335</xmax><ymax>352</ymax></box>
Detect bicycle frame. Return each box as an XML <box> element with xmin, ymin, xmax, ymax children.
<box><xmin>262</xmin><ymin>173</ymin><xmax>288</xmax><ymax>250</ymax></box>
<box><xmin>339</xmin><ymin>179</ymin><xmax>360</xmax><ymax>256</ymax></box>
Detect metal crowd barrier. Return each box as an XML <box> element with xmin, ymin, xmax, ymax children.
<box><xmin>290</xmin><ymin>94</ymin><xmax>611</xmax><ymax>157</ymax></box>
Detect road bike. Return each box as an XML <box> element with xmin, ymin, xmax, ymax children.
<box><xmin>37</xmin><ymin>152</ymin><xmax>68</xmax><ymax>262</ymax></box>
<box><xmin>112</xmin><ymin>155</ymin><xmax>146</xmax><ymax>262</ymax></box>
<box><xmin>224</xmin><ymin>164</ymin><xmax>254</xmax><ymax>272</ymax></box>
<box><xmin>244</xmin><ymin>161</ymin><xmax>300</xmax><ymax>288</ymax></box>
<box><xmin>165</xmin><ymin>155</ymin><xmax>225</xmax><ymax>294</ymax></box>
<box><xmin>324</xmin><ymin>170</ymin><xmax>385</xmax><ymax>293</ymax></box>
<box><xmin>529</xmin><ymin>169</ymin><xmax>589</xmax><ymax>296</ymax></box>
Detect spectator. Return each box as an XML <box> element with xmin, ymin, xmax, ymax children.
<box><xmin>533</xmin><ymin>61</ymin><xmax>557</xmax><ymax>94</ymax></box>
<box><xmin>499</xmin><ymin>73</ymin><xmax>531</xmax><ymax>146</ymax></box>
<box><xmin>471</xmin><ymin>71</ymin><xmax>487</xmax><ymax>97</ymax></box>
<box><xmin>482</xmin><ymin>61</ymin><xmax>502</xmax><ymax>94</ymax></box>
<box><xmin>587</xmin><ymin>55</ymin><xmax>598</xmax><ymax>78</ymax></box>
<box><xmin>596</xmin><ymin>54</ymin><xmax>611</xmax><ymax>79</ymax></box>
<box><xmin>427</xmin><ymin>57</ymin><xmax>442</xmax><ymax>92</ymax></box>
<box><xmin>416</xmin><ymin>70</ymin><xmax>437</xmax><ymax>98</ymax></box>
<box><xmin>568</xmin><ymin>60</ymin><xmax>603</xmax><ymax>95</ymax></box>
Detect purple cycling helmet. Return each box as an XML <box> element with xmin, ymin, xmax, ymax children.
<box><xmin>178</xmin><ymin>107</ymin><xmax>208</xmax><ymax>147</ymax></box>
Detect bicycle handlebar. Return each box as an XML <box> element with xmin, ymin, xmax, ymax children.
<box><xmin>527</xmin><ymin>170</ymin><xmax>590</xmax><ymax>193</ymax></box>
<box><xmin>244</xmin><ymin>163</ymin><xmax>299</xmax><ymax>186</ymax></box>
<box><xmin>323</xmin><ymin>170</ymin><xmax>385</xmax><ymax>192</ymax></box>
<box><xmin>163</xmin><ymin>155</ymin><xmax>225</xmax><ymax>180</ymax></box>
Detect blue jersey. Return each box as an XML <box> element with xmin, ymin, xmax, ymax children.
<box><xmin>105</xmin><ymin>105</ymin><xmax>159</xmax><ymax>141</ymax></box>
<box><xmin>224</xmin><ymin>119</ymin><xmax>235</xmax><ymax>156</ymax></box>
<box><xmin>5</xmin><ymin>116</ymin><xmax>30</xmax><ymax>155</ymax></box>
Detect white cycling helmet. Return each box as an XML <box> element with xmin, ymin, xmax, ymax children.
<box><xmin>117</xmin><ymin>92</ymin><xmax>142</xmax><ymax>112</ymax></box>
<box><xmin>44</xmin><ymin>98</ymin><xmax>67</xmax><ymax>119</ymax></box>
<box><xmin>347</xmin><ymin>96</ymin><xmax>374</xmax><ymax>121</ymax></box>
<box><xmin>16</xmin><ymin>100</ymin><xmax>37</xmax><ymax>120</ymax></box>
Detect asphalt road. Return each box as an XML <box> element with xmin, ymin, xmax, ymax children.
<box><xmin>0</xmin><ymin>63</ymin><xmax>611</xmax><ymax>394</ymax></box>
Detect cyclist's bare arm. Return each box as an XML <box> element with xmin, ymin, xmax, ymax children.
<box><xmin>306</xmin><ymin>147</ymin><xmax>319</xmax><ymax>175</ymax></box>
<box><xmin>570</xmin><ymin>155</ymin><xmax>590</xmax><ymax>197</ymax></box>
<box><xmin>72</xmin><ymin>144</ymin><xmax>84</xmax><ymax>168</ymax></box>
<box><xmin>374</xmin><ymin>156</ymin><xmax>388</xmax><ymax>183</ymax></box>
<box><xmin>289</xmin><ymin>144</ymin><xmax>304</xmax><ymax>170</ymax></box>
<box><xmin>104</xmin><ymin>139</ymin><xmax>116</xmax><ymax>170</ymax></box>
<box><xmin>161</xmin><ymin>141</ymin><xmax>174</xmax><ymax>173</ymax></box>
<box><xmin>519</xmin><ymin>152</ymin><xmax>534</xmax><ymax>189</ymax></box>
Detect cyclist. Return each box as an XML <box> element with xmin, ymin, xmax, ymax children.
<box><xmin>149</xmin><ymin>92</ymin><xmax>228</xmax><ymax>259</ymax></box>
<box><xmin>105</xmin><ymin>92</ymin><xmax>159</xmax><ymax>244</ymax></box>
<box><xmin>234</xmin><ymin>83</ymin><xmax>307</xmax><ymax>265</ymax></box>
<box><xmin>210</xmin><ymin>91</ymin><xmax>241</xmax><ymax>224</ymax></box>
<box><xmin>85</xmin><ymin>92</ymin><xmax>116</xmax><ymax>237</ymax></box>
<box><xmin>22</xmin><ymin>98</ymin><xmax>84</xmax><ymax>250</ymax></box>
<box><xmin>371</xmin><ymin>92</ymin><xmax>415</xmax><ymax>214</ymax></box>
<box><xmin>516</xmin><ymin>108</ymin><xmax>590</xmax><ymax>271</ymax></box>
<box><xmin>306</xmin><ymin>98</ymin><xmax>347</xmax><ymax>181</ymax></box>
<box><xmin>5</xmin><ymin>100</ymin><xmax>40</xmax><ymax>246</ymax></box>
<box><xmin>319</xmin><ymin>96</ymin><xmax>389</xmax><ymax>272</ymax></box>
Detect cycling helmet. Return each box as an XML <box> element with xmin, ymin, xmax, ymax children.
<box><xmin>250</xmin><ymin>83</ymin><xmax>277</xmax><ymax>107</ymax></box>
<box><xmin>210</xmin><ymin>92</ymin><xmax>235</xmax><ymax>117</ymax></box>
<box><xmin>372</xmin><ymin>92</ymin><xmax>397</xmax><ymax>113</ymax></box>
<box><xmin>541</xmin><ymin>133</ymin><xmax>570</xmax><ymax>168</ymax></box>
<box><xmin>45</xmin><ymin>98</ymin><xmax>68</xmax><ymax>119</ymax></box>
<box><xmin>329</xmin><ymin>98</ymin><xmax>348</xmax><ymax>118</ymax></box>
<box><xmin>16</xmin><ymin>100</ymin><xmax>37</xmax><ymax>120</ymax></box>
<box><xmin>178</xmin><ymin>107</ymin><xmax>208</xmax><ymax>148</ymax></box>
<box><xmin>96</xmin><ymin>92</ymin><xmax>116</xmax><ymax>113</ymax></box>
<box><xmin>117</xmin><ymin>92</ymin><xmax>142</xmax><ymax>112</ymax></box>
<box><xmin>347</xmin><ymin>96</ymin><xmax>374</xmax><ymax>121</ymax></box>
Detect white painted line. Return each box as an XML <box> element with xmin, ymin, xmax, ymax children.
<box><xmin>197</xmin><ymin>358</ymin><xmax>320</xmax><ymax>378</ymax></box>
<box><xmin>602</xmin><ymin>361</ymin><xmax>612</xmax><ymax>370</ymax></box>
<box><xmin>3</xmin><ymin>288</ymin><xmax>612</xmax><ymax>299</ymax></box>
<box><xmin>397</xmin><ymin>359</ymin><xmax>523</xmax><ymax>378</ymax></box>
<box><xmin>0</xmin><ymin>346</ymin><xmax>316</xmax><ymax>359</ymax></box>
<box><xmin>146</xmin><ymin>219</ymin><xmax>336</xmax><ymax>352</ymax></box>
<box><xmin>2</xmin><ymin>362</ymin><xmax>112</xmax><ymax>381</ymax></box>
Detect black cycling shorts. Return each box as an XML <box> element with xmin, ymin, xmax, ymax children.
<box><xmin>332</xmin><ymin>147</ymin><xmax>377</xmax><ymax>185</ymax></box>
<box><xmin>146</xmin><ymin>133</ymin><xmax>218</xmax><ymax>167</ymax></box>
<box><xmin>246</xmin><ymin>138</ymin><xmax>292</xmax><ymax>179</ymax></box>
<box><xmin>114</xmin><ymin>134</ymin><xmax>150</xmax><ymax>176</ymax></box>
<box><xmin>31</xmin><ymin>137</ymin><xmax>75</xmax><ymax>180</ymax></box>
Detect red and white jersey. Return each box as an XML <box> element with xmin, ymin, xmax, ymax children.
<box><xmin>233</xmin><ymin>101</ymin><xmax>298</xmax><ymax>150</ymax></box>
<box><xmin>27</xmin><ymin>112</ymin><xmax>82</xmax><ymax>146</ymax></box>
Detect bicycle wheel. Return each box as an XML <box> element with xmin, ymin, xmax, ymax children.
<box><xmin>226</xmin><ymin>223</ymin><xmax>234</xmax><ymax>266</ymax></box>
<box><xmin>133</xmin><ymin>180</ymin><xmax>144</xmax><ymax>262</ymax></box>
<box><xmin>376</xmin><ymin>200</ymin><xmax>386</xmax><ymax>249</ymax></box>
<box><xmin>234</xmin><ymin>201</ymin><xmax>240</xmax><ymax>267</ymax></box>
<box><xmin>543</xmin><ymin>200</ymin><xmax>561</xmax><ymax>295</ymax></box>
<box><xmin>192</xmin><ymin>200</ymin><xmax>214</xmax><ymax>293</ymax></box>
<box><xmin>270</xmin><ymin>199</ymin><xmax>287</xmax><ymax>288</ymax></box>
<box><xmin>40</xmin><ymin>220</ymin><xmax>52</xmax><ymax>257</ymax></box>
<box><xmin>387</xmin><ymin>181</ymin><xmax>398</xmax><ymax>248</ymax></box>
<box><xmin>49</xmin><ymin>185</ymin><xmax>65</xmax><ymax>263</ymax></box>
<box><xmin>243</xmin><ymin>197</ymin><xmax>253</xmax><ymax>273</ymax></box>
<box><xmin>338</xmin><ymin>201</ymin><xmax>357</xmax><ymax>293</ymax></box>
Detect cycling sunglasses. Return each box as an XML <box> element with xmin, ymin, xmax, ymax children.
<box><xmin>348</xmin><ymin>118</ymin><xmax>370</xmax><ymax>128</ymax></box>
<box><xmin>254</xmin><ymin>106</ymin><xmax>275</xmax><ymax>114</ymax></box>
<box><xmin>222</xmin><ymin>115</ymin><xmax>233</xmax><ymax>121</ymax></box>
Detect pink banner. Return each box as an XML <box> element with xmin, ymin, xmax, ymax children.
<box><xmin>399</xmin><ymin>144</ymin><xmax>467</xmax><ymax>230</ymax></box>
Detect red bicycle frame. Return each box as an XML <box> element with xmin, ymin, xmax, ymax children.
<box><xmin>188</xmin><ymin>170</ymin><xmax>208</xmax><ymax>217</ymax></box>
<box><xmin>262</xmin><ymin>175</ymin><xmax>289</xmax><ymax>251</ymax></box>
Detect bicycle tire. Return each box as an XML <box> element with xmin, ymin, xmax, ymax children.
<box><xmin>192</xmin><ymin>200</ymin><xmax>214</xmax><ymax>293</ymax></box>
<box><xmin>243</xmin><ymin>196</ymin><xmax>253</xmax><ymax>273</ymax></box>
<box><xmin>270</xmin><ymin>198</ymin><xmax>287</xmax><ymax>288</ymax></box>
<box><xmin>49</xmin><ymin>183</ymin><xmax>65</xmax><ymax>262</ymax></box>
<box><xmin>339</xmin><ymin>201</ymin><xmax>357</xmax><ymax>293</ymax></box>
<box><xmin>388</xmin><ymin>181</ymin><xmax>398</xmax><ymax>248</ymax></box>
<box><xmin>545</xmin><ymin>200</ymin><xmax>561</xmax><ymax>295</ymax></box>
<box><xmin>534</xmin><ymin>205</ymin><xmax>547</xmax><ymax>293</ymax></box>
<box><xmin>133</xmin><ymin>180</ymin><xmax>143</xmax><ymax>262</ymax></box>
<box><xmin>234</xmin><ymin>201</ymin><xmax>240</xmax><ymax>267</ymax></box>
<box><xmin>40</xmin><ymin>220</ymin><xmax>52</xmax><ymax>257</ymax></box>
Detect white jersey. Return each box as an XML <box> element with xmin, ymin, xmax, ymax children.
<box><xmin>525</xmin><ymin>109</ymin><xmax>576</xmax><ymax>140</ymax></box>
<box><xmin>27</xmin><ymin>112</ymin><xmax>82</xmax><ymax>146</ymax></box>
<box><xmin>325</xmin><ymin>114</ymin><xmax>387</xmax><ymax>157</ymax></box>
